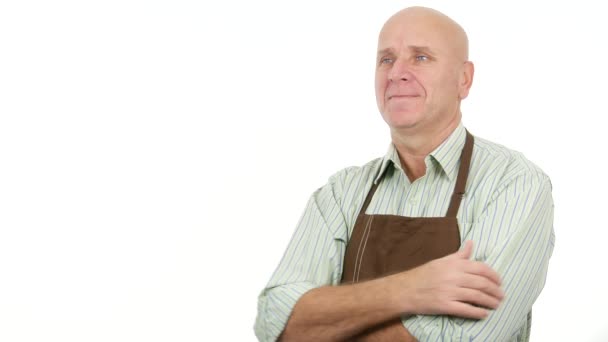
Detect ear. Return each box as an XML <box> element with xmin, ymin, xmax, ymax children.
<box><xmin>458</xmin><ymin>61</ymin><xmax>475</xmax><ymax>100</ymax></box>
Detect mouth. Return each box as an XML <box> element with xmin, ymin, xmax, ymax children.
<box><xmin>388</xmin><ymin>95</ymin><xmax>420</xmax><ymax>100</ymax></box>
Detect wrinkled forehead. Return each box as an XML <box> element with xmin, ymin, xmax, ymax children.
<box><xmin>377</xmin><ymin>11</ymin><xmax>467</xmax><ymax>60</ymax></box>
<box><xmin>378</xmin><ymin>16</ymin><xmax>448</xmax><ymax>53</ymax></box>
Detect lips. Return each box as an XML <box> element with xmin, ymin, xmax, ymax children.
<box><xmin>388</xmin><ymin>94</ymin><xmax>420</xmax><ymax>100</ymax></box>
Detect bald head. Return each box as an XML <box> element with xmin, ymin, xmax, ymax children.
<box><xmin>379</xmin><ymin>6</ymin><xmax>469</xmax><ymax>61</ymax></box>
<box><xmin>374</xmin><ymin>6</ymin><xmax>475</xmax><ymax>137</ymax></box>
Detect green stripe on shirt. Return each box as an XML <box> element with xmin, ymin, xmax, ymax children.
<box><xmin>254</xmin><ymin>122</ymin><xmax>555</xmax><ymax>341</ymax></box>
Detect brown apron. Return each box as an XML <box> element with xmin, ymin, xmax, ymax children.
<box><xmin>341</xmin><ymin>131</ymin><xmax>474</xmax><ymax>284</ymax></box>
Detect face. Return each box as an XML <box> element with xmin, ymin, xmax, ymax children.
<box><xmin>375</xmin><ymin>13</ymin><xmax>472</xmax><ymax>132</ymax></box>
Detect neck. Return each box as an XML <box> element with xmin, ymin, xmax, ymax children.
<box><xmin>390</xmin><ymin>112</ymin><xmax>461</xmax><ymax>182</ymax></box>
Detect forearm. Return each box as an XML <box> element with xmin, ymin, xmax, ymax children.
<box><xmin>280</xmin><ymin>275</ymin><xmax>406</xmax><ymax>341</ymax></box>
<box><xmin>400</xmin><ymin>179</ymin><xmax>555</xmax><ymax>340</ymax></box>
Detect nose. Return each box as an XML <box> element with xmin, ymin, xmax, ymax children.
<box><xmin>388</xmin><ymin>59</ymin><xmax>414</xmax><ymax>82</ymax></box>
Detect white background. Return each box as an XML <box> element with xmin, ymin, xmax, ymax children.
<box><xmin>0</xmin><ymin>1</ymin><xmax>606</xmax><ymax>341</ymax></box>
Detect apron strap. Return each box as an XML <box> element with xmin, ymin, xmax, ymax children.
<box><xmin>358</xmin><ymin>181</ymin><xmax>380</xmax><ymax>217</ymax></box>
<box><xmin>446</xmin><ymin>129</ymin><xmax>474</xmax><ymax>218</ymax></box>
<box><xmin>359</xmin><ymin>129</ymin><xmax>474</xmax><ymax>219</ymax></box>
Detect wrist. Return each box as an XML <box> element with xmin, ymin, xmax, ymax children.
<box><xmin>386</xmin><ymin>270</ymin><xmax>417</xmax><ymax>316</ymax></box>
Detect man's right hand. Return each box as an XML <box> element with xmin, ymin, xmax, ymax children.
<box><xmin>279</xmin><ymin>241</ymin><xmax>503</xmax><ymax>341</ymax></box>
<box><xmin>391</xmin><ymin>240</ymin><xmax>504</xmax><ymax>320</ymax></box>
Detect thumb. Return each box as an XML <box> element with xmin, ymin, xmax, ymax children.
<box><xmin>456</xmin><ymin>240</ymin><xmax>473</xmax><ymax>259</ymax></box>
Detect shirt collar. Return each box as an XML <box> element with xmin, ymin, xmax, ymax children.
<box><xmin>374</xmin><ymin>122</ymin><xmax>467</xmax><ymax>184</ymax></box>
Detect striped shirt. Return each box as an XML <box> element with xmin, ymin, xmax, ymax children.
<box><xmin>254</xmin><ymin>122</ymin><xmax>555</xmax><ymax>341</ymax></box>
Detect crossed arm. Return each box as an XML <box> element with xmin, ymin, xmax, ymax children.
<box><xmin>255</xmin><ymin>173</ymin><xmax>554</xmax><ymax>341</ymax></box>
<box><xmin>279</xmin><ymin>241</ymin><xmax>502</xmax><ymax>341</ymax></box>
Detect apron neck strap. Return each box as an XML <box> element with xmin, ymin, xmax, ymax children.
<box><xmin>359</xmin><ymin>182</ymin><xmax>380</xmax><ymax>216</ymax></box>
<box><xmin>359</xmin><ymin>129</ymin><xmax>475</xmax><ymax>218</ymax></box>
<box><xmin>446</xmin><ymin>129</ymin><xmax>474</xmax><ymax>217</ymax></box>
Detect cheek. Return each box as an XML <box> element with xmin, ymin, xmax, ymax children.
<box><xmin>421</xmin><ymin>74</ymin><xmax>451</xmax><ymax>99</ymax></box>
<box><xmin>424</xmin><ymin>76</ymin><xmax>460</xmax><ymax>111</ymax></box>
<box><xmin>437</xmin><ymin>71</ymin><xmax>461</xmax><ymax>95</ymax></box>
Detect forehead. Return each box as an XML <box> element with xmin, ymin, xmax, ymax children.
<box><xmin>377</xmin><ymin>14</ymin><xmax>453</xmax><ymax>55</ymax></box>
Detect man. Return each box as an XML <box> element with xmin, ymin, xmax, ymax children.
<box><xmin>255</xmin><ymin>6</ymin><xmax>554</xmax><ymax>342</ymax></box>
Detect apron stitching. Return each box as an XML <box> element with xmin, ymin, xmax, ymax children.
<box><xmin>352</xmin><ymin>215</ymin><xmax>372</xmax><ymax>282</ymax></box>
<box><xmin>340</xmin><ymin>131</ymin><xmax>474</xmax><ymax>285</ymax></box>
<box><xmin>355</xmin><ymin>215</ymin><xmax>375</xmax><ymax>282</ymax></box>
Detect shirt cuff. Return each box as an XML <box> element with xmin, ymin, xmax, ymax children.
<box><xmin>402</xmin><ymin>315</ymin><xmax>474</xmax><ymax>342</ymax></box>
<box><xmin>254</xmin><ymin>282</ymin><xmax>316</xmax><ymax>342</ymax></box>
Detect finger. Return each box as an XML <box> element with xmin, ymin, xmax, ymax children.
<box><xmin>444</xmin><ymin>301</ymin><xmax>489</xmax><ymax>320</ymax></box>
<box><xmin>464</xmin><ymin>261</ymin><xmax>502</xmax><ymax>286</ymax></box>
<box><xmin>454</xmin><ymin>240</ymin><xmax>473</xmax><ymax>259</ymax></box>
<box><xmin>459</xmin><ymin>274</ymin><xmax>505</xmax><ymax>300</ymax></box>
<box><xmin>455</xmin><ymin>288</ymin><xmax>502</xmax><ymax>310</ymax></box>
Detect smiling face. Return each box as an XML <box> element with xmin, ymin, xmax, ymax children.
<box><xmin>375</xmin><ymin>7</ymin><xmax>473</xmax><ymax>134</ymax></box>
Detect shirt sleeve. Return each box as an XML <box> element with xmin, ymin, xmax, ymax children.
<box><xmin>254</xmin><ymin>175</ymin><xmax>348</xmax><ymax>342</ymax></box>
<box><xmin>402</xmin><ymin>173</ymin><xmax>555</xmax><ymax>341</ymax></box>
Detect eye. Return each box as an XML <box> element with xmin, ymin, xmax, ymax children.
<box><xmin>415</xmin><ymin>55</ymin><xmax>429</xmax><ymax>61</ymax></box>
<box><xmin>379</xmin><ymin>57</ymin><xmax>394</xmax><ymax>65</ymax></box>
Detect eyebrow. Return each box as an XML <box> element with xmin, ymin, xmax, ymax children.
<box><xmin>377</xmin><ymin>45</ymin><xmax>436</xmax><ymax>57</ymax></box>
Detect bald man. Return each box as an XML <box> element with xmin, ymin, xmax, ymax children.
<box><xmin>255</xmin><ymin>7</ymin><xmax>554</xmax><ymax>342</ymax></box>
